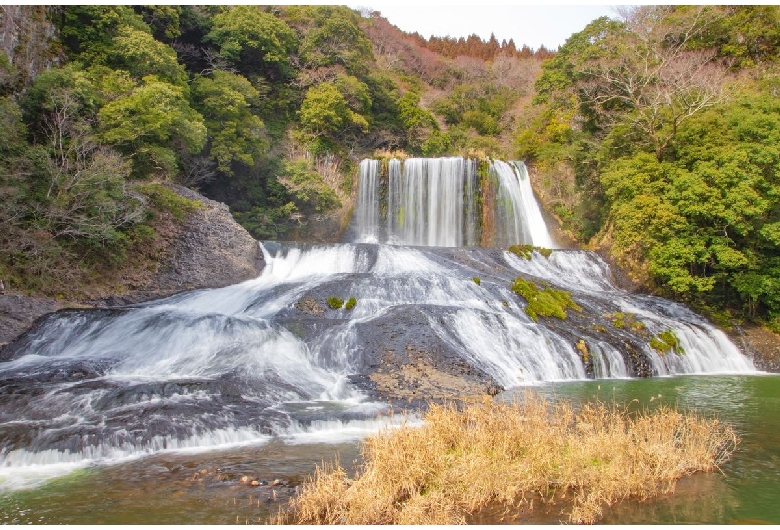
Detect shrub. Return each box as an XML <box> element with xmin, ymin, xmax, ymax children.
<box><xmin>472</xmin><ymin>277</ymin><xmax>481</xmax><ymax>286</ymax></box>
<box><xmin>345</xmin><ymin>297</ymin><xmax>357</xmax><ymax>310</ymax></box>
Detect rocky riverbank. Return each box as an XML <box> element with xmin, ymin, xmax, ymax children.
<box><xmin>0</xmin><ymin>185</ymin><xmax>263</xmax><ymax>350</ymax></box>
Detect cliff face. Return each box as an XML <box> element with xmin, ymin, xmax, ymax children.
<box><xmin>1</xmin><ymin>185</ymin><xmax>263</xmax><ymax>349</ymax></box>
<box><xmin>1</xmin><ymin>6</ymin><xmax>61</xmax><ymax>86</ymax></box>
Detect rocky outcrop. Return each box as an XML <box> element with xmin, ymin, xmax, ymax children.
<box><xmin>0</xmin><ymin>294</ymin><xmax>62</xmax><ymax>350</ymax></box>
<box><xmin>1</xmin><ymin>6</ymin><xmax>61</xmax><ymax>86</ymax></box>
<box><xmin>2</xmin><ymin>185</ymin><xmax>263</xmax><ymax>346</ymax></box>
<box><xmin>728</xmin><ymin>324</ymin><xmax>780</xmax><ymax>373</ymax></box>
<box><xmin>152</xmin><ymin>185</ymin><xmax>263</xmax><ymax>291</ymax></box>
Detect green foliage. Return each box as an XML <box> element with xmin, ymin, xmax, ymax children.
<box><xmin>649</xmin><ymin>329</ymin><xmax>685</xmax><ymax>356</ymax></box>
<box><xmin>327</xmin><ymin>296</ymin><xmax>344</xmax><ymax>309</ymax></box>
<box><xmin>109</xmin><ymin>26</ymin><xmax>187</xmax><ymax>86</ymax></box>
<box><xmin>233</xmin><ymin>202</ymin><xmax>296</xmax><ymax>240</ymax></box>
<box><xmin>59</xmin><ymin>5</ymin><xmax>149</xmax><ymax>64</ymax></box>
<box><xmin>135</xmin><ymin>183</ymin><xmax>202</xmax><ymax>221</ymax></box>
<box><xmin>278</xmin><ymin>160</ymin><xmax>341</xmax><ymax>214</ymax></box>
<box><xmin>345</xmin><ymin>297</ymin><xmax>357</xmax><ymax>310</ymax></box>
<box><xmin>298</xmin><ymin>81</ymin><xmax>370</xmax><ymax>152</ymax></box>
<box><xmin>135</xmin><ymin>6</ymin><xmax>182</xmax><ymax>41</ymax></box>
<box><xmin>431</xmin><ymin>83</ymin><xmax>515</xmax><ymax>136</ymax></box>
<box><xmin>206</xmin><ymin>6</ymin><xmax>297</xmax><ymax>79</ymax></box>
<box><xmin>599</xmin><ymin>90</ymin><xmax>780</xmax><ymax>318</ymax></box>
<box><xmin>511</xmin><ymin>277</ymin><xmax>582</xmax><ymax>321</ymax></box>
<box><xmin>398</xmin><ymin>89</ymin><xmax>438</xmax><ymax>152</ymax></box>
<box><xmin>472</xmin><ymin>277</ymin><xmax>481</xmax><ymax>286</ymax></box>
<box><xmin>298</xmin><ymin>6</ymin><xmax>374</xmax><ymax>76</ymax></box>
<box><xmin>191</xmin><ymin>71</ymin><xmax>266</xmax><ymax>174</ymax></box>
<box><xmin>99</xmin><ymin>76</ymin><xmax>206</xmax><ymax>177</ymax></box>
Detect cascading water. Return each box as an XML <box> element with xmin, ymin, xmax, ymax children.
<box><xmin>0</xmin><ymin>156</ymin><xmax>757</xmax><ymax>491</ymax></box>
<box><xmin>491</xmin><ymin>160</ymin><xmax>555</xmax><ymax>248</ymax></box>
<box><xmin>351</xmin><ymin>157</ymin><xmax>554</xmax><ymax>248</ymax></box>
<box><xmin>354</xmin><ymin>159</ymin><xmax>380</xmax><ymax>243</ymax></box>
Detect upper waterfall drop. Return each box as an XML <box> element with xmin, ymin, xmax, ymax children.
<box><xmin>348</xmin><ymin>157</ymin><xmax>556</xmax><ymax>248</ymax></box>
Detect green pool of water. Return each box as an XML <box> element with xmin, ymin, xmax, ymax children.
<box><xmin>1</xmin><ymin>374</ymin><xmax>778</xmax><ymax>524</ymax></box>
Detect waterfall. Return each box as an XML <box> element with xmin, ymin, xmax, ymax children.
<box><xmin>0</xmin><ymin>242</ymin><xmax>756</xmax><ymax>488</ymax></box>
<box><xmin>354</xmin><ymin>159</ymin><xmax>380</xmax><ymax>243</ymax></box>
<box><xmin>389</xmin><ymin>157</ymin><xmax>472</xmax><ymax>246</ymax></box>
<box><xmin>351</xmin><ymin>157</ymin><xmax>555</xmax><ymax>248</ymax></box>
<box><xmin>491</xmin><ymin>160</ymin><xmax>555</xmax><ymax>248</ymax></box>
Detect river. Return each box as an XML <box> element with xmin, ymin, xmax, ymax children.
<box><xmin>0</xmin><ymin>374</ymin><xmax>777</xmax><ymax>524</ymax></box>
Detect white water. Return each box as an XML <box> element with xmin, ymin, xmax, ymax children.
<box><xmin>352</xmin><ymin>157</ymin><xmax>555</xmax><ymax>248</ymax></box>
<box><xmin>0</xmin><ymin>242</ymin><xmax>755</xmax><ymax>489</ymax></box>
<box><xmin>491</xmin><ymin>160</ymin><xmax>555</xmax><ymax>248</ymax></box>
<box><xmin>354</xmin><ymin>159</ymin><xmax>380</xmax><ymax>243</ymax></box>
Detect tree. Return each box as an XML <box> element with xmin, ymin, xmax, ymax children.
<box><xmin>298</xmin><ymin>6</ymin><xmax>374</xmax><ymax>76</ymax></box>
<box><xmin>191</xmin><ymin>70</ymin><xmax>266</xmax><ymax>174</ymax></box>
<box><xmin>109</xmin><ymin>26</ymin><xmax>187</xmax><ymax>86</ymax></box>
<box><xmin>98</xmin><ymin>76</ymin><xmax>206</xmax><ymax>177</ymax></box>
<box><xmin>298</xmin><ymin>80</ymin><xmax>370</xmax><ymax>152</ymax></box>
<box><xmin>206</xmin><ymin>6</ymin><xmax>297</xmax><ymax>79</ymax></box>
<box><xmin>578</xmin><ymin>6</ymin><xmax>731</xmax><ymax>160</ymax></box>
<box><xmin>398</xmin><ymin>88</ymin><xmax>438</xmax><ymax>151</ymax></box>
<box><xmin>58</xmin><ymin>5</ymin><xmax>149</xmax><ymax>64</ymax></box>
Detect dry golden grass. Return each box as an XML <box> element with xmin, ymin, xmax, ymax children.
<box><xmin>273</xmin><ymin>392</ymin><xmax>738</xmax><ymax>525</ymax></box>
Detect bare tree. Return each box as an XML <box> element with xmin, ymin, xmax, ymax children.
<box><xmin>580</xmin><ymin>5</ymin><xmax>731</xmax><ymax>160</ymax></box>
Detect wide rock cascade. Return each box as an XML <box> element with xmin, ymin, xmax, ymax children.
<box><xmin>0</xmin><ymin>157</ymin><xmax>755</xmax><ymax>489</ymax></box>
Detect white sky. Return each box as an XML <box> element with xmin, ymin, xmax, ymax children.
<box><xmin>348</xmin><ymin>4</ymin><xmax>622</xmax><ymax>51</ymax></box>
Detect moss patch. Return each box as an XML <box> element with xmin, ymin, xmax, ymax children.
<box><xmin>649</xmin><ymin>329</ymin><xmax>685</xmax><ymax>356</ymax></box>
<box><xmin>327</xmin><ymin>297</ymin><xmax>344</xmax><ymax>310</ymax></box>
<box><xmin>136</xmin><ymin>183</ymin><xmax>202</xmax><ymax>221</ymax></box>
<box><xmin>511</xmin><ymin>277</ymin><xmax>582</xmax><ymax>321</ymax></box>
<box><xmin>508</xmin><ymin>245</ymin><xmax>553</xmax><ymax>260</ymax></box>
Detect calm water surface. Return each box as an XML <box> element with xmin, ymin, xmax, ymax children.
<box><xmin>1</xmin><ymin>374</ymin><xmax>778</xmax><ymax>524</ymax></box>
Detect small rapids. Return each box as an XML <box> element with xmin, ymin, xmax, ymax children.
<box><xmin>0</xmin><ymin>242</ymin><xmax>755</xmax><ymax>489</ymax></box>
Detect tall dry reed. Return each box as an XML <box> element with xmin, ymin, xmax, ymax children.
<box><xmin>273</xmin><ymin>392</ymin><xmax>738</xmax><ymax>524</ymax></box>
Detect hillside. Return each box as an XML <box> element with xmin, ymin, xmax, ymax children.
<box><xmin>2</xmin><ymin>5</ymin><xmax>780</xmax><ymax>333</ymax></box>
<box><xmin>0</xmin><ymin>5</ymin><xmax>548</xmax><ymax>301</ymax></box>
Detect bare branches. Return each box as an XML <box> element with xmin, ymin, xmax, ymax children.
<box><xmin>577</xmin><ymin>6</ymin><xmax>731</xmax><ymax>159</ymax></box>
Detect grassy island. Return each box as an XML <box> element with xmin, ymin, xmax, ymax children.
<box><xmin>273</xmin><ymin>393</ymin><xmax>738</xmax><ymax>525</ymax></box>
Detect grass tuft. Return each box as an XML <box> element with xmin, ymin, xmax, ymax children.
<box><xmin>273</xmin><ymin>394</ymin><xmax>738</xmax><ymax>525</ymax></box>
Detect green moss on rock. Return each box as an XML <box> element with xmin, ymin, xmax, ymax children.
<box><xmin>649</xmin><ymin>329</ymin><xmax>685</xmax><ymax>356</ymax></box>
<box><xmin>327</xmin><ymin>296</ymin><xmax>344</xmax><ymax>309</ymax></box>
<box><xmin>510</xmin><ymin>277</ymin><xmax>582</xmax><ymax>321</ymax></box>
<box><xmin>508</xmin><ymin>245</ymin><xmax>553</xmax><ymax>260</ymax></box>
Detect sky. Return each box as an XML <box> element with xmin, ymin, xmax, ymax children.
<box><xmin>348</xmin><ymin>4</ymin><xmax>622</xmax><ymax>51</ymax></box>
